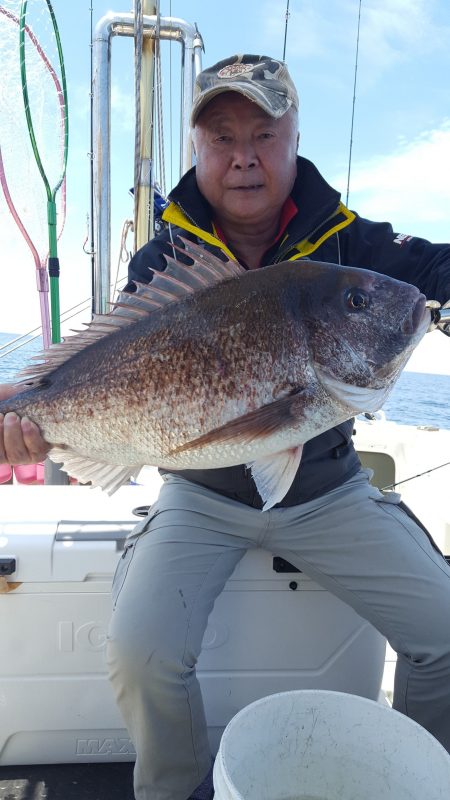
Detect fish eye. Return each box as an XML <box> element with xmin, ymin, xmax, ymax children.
<box><xmin>345</xmin><ymin>288</ymin><xmax>370</xmax><ymax>312</ymax></box>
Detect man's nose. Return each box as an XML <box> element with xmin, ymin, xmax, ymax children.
<box><xmin>231</xmin><ymin>143</ymin><xmax>258</xmax><ymax>169</ymax></box>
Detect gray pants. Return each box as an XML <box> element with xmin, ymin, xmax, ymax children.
<box><xmin>107</xmin><ymin>469</ymin><xmax>450</xmax><ymax>800</ymax></box>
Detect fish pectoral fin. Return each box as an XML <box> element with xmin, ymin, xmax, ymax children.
<box><xmin>169</xmin><ymin>389</ymin><xmax>309</xmax><ymax>455</ymax></box>
<box><xmin>248</xmin><ymin>446</ymin><xmax>304</xmax><ymax>511</ymax></box>
<box><xmin>49</xmin><ymin>447</ymin><xmax>143</xmax><ymax>495</ymax></box>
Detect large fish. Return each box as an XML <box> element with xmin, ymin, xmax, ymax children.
<box><xmin>0</xmin><ymin>240</ymin><xmax>430</xmax><ymax>509</ymax></box>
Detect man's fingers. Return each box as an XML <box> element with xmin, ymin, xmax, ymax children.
<box><xmin>3</xmin><ymin>413</ymin><xmax>30</xmax><ymax>465</ymax></box>
<box><xmin>20</xmin><ymin>416</ymin><xmax>50</xmax><ymax>463</ymax></box>
<box><xmin>0</xmin><ymin>412</ymin><xmax>49</xmax><ymax>465</ymax></box>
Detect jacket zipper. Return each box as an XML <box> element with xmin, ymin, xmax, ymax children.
<box><xmin>273</xmin><ymin>204</ymin><xmax>342</xmax><ymax>263</ymax></box>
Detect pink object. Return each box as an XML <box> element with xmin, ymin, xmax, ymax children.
<box><xmin>13</xmin><ymin>463</ymin><xmax>45</xmax><ymax>485</ymax></box>
<box><xmin>0</xmin><ymin>464</ymin><xmax>13</xmax><ymax>484</ymax></box>
<box><xmin>36</xmin><ymin>462</ymin><xmax>45</xmax><ymax>482</ymax></box>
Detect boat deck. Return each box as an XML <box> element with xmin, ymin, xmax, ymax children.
<box><xmin>0</xmin><ymin>763</ymin><xmax>135</xmax><ymax>800</ymax></box>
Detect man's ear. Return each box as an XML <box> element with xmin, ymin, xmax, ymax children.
<box><xmin>296</xmin><ymin>132</ymin><xmax>300</xmax><ymax>150</ymax></box>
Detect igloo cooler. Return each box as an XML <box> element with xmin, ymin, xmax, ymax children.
<box><xmin>0</xmin><ymin>483</ymin><xmax>386</xmax><ymax>764</ymax></box>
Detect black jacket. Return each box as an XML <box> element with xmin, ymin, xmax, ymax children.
<box><xmin>127</xmin><ymin>156</ymin><xmax>450</xmax><ymax>508</ymax></box>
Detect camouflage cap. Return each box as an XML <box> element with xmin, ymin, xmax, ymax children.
<box><xmin>190</xmin><ymin>54</ymin><xmax>299</xmax><ymax>126</ymax></box>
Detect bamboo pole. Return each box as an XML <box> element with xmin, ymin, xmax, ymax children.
<box><xmin>134</xmin><ymin>1</ymin><xmax>156</xmax><ymax>251</ymax></box>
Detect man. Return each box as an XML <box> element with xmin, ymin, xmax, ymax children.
<box><xmin>1</xmin><ymin>54</ymin><xmax>450</xmax><ymax>800</ymax></box>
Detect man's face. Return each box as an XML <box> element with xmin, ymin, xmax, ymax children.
<box><xmin>192</xmin><ymin>92</ymin><xmax>299</xmax><ymax>230</ymax></box>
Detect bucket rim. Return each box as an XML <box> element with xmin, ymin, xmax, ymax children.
<box><xmin>218</xmin><ymin>688</ymin><xmax>450</xmax><ymax>760</ymax></box>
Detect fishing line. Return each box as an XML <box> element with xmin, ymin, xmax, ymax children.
<box><xmin>346</xmin><ymin>0</ymin><xmax>362</xmax><ymax>207</ymax></box>
<box><xmin>19</xmin><ymin>0</ymin><xmax>69</xmax><ymax>344</ymax></box>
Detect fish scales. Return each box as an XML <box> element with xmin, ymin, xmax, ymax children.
<box><xmin>6</xmin><ymin>269</ymin><xmax>309</xmax><ymax>463</ymax></box>
<box><xmin>0</xmin><ymin>240</ymin><xmax>430</xmax><ymax>508</ymax></box>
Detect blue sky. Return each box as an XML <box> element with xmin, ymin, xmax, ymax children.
<box><xmin>1</xmin><ymin>0</ymin><xmax>450</xmax><ymax>372</ymax></box>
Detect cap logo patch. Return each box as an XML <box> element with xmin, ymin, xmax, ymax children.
<box><xmin>217</xmin><ymin>64</ymin><xmax>255</xmax><ymax>79</ymax></box>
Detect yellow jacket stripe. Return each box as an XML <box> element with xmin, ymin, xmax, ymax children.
<box><xmin>163</xmin><ymin>200</ymin><xmax>355</xmax><ymax>263</ymax></box>
<box><xmin>163</xmin><ymin>203</ymin><xmax>237</xmax><ymax>262</ymax></box>
<box><xmin>286</xmin><ymin>203</ymin><xmax>356</xmax><ymax>260</ymax></box>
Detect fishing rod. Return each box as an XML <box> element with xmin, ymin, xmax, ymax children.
<box><xmin>383</xmin><ymin>459</ymin><xmax>450</xmax><ymax>492</ymax></box>
<box><xmin>282</xmin><ymin>0</ymin><xmax>290</xmax><ymax>61</ymax></box>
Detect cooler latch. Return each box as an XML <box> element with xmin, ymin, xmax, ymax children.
<box><xmin>0</xmin><ymin>557</ymin><xmax>16</xmax><ymax>576</ymax></box>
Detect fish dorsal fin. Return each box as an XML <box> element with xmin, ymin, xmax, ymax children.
<box><xmin>172</xmin><ymin>237</ymin><xmax>244</xmax><ymax>281</ymax></box>
<box><xmin>15</xmin><ymin>237</ymin><xmax>245</xmax><ymax>387</ymax></box>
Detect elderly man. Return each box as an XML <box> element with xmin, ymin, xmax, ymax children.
<box><xmin>1</xmin><ymin>54</ymin><xmax>450</xmax><ymax>800</ymax></box>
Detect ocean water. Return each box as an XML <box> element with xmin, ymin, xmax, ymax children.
<box><xmin>0</xmin><ymin>332</ymin><xmax>44</xmax><ymax>383</ymax></box>
<box><xmin>1</xmin><ymin>330</ymin><xmax>450</xmax><ymax>430</ymax></box>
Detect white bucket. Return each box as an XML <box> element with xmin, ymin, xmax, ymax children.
<box><xmin>213</xmin><ymin>690</ymin><xmax>450</xmax><ymax>800</ymax></box>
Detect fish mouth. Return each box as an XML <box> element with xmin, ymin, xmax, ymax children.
<box><xmin>400</xmin><ymin>294</ymin><xmax>429</xmax><ymax>335</ymax></box>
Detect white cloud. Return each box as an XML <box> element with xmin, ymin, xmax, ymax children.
<box><xmin>333</xmin><ymin>118</ymin><xmax>450</xmax><ymax>374</ymax></box>
<box><xmin>111</xmin><ymin>84</ymin><xmax>136</xmax><ymax>134</ymax></box>
<box><xmin>334</xmin><ymin>120</ymin><xmax>450</xmax><ymax>239</ymax></box>
<box><xmin>357</xmin><ymin>0</ymin><xmax>445</xmax><ymax>67</ymax></box>
<box><xmin>406</xmin><ymin>330</ymin><xmax>450</xmax><ymax>375</ymax></box>
<box><xmin>261</xmin><ymin>0</ymin><xmax>449</xmax><ymax>78</ymax></box>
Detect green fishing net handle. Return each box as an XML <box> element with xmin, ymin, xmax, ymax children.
<box><xmin>19</xmin><ymin>0</ymin><xmax>69</xmax><ymax>343</ymax></box>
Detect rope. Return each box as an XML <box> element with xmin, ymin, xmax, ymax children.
<box><xmin>111</xmin><ymin>219</ymin><xmax>134</xmax><ymax>297</ymax></box>
<box><xmin>345</xmin><ymin>0</ymin><xmax>362</xmax><ymax>207</ymax></box>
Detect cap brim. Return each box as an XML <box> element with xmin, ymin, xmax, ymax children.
<box><xmin>190</xmin><ymin>84</ymin><xmax>293</xmax><ymax>126</ymax></box>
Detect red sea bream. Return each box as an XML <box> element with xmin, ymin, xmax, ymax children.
<box><xmin>0</xmin><ymin>240</ymin><xmax>430</xmax><ymax>509</ymax></box>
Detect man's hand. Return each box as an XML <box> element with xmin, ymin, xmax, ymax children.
<box><xmin>426</xmin><ymin>300</ymin><xmax>450</xmax><ymax>335</ymax></box>
<box><xmin>439</xmin><ymin>300</ymin><xmax>450</xmax><ymax>336</ymax></box>
<box><xmin>0</xmin><ymin>384</ymin><xmax>50</xmax><ymax>465</ymax></box>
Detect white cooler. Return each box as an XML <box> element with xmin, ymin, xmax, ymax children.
<box><xmin>0</xmin><ymin>483</ymin><xmax>386</xmax><ymax>765</ymax></box>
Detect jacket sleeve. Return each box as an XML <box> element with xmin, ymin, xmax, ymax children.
<box><xmin>126</xmin><ymin>230</ymin><xmax>175</xmax><ymax>287</ymax></box>
<box><xmin>341</xmin><ymin>215</ymin><xmax>450</xmax><ymax>305</ymax></box>
<box><xmin>126</xmin><ymin>227</ymin><xmax>228</xmax><ymax>291</ymax></box>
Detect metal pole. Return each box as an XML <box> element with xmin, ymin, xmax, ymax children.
<box><xmin>92</xmin><ymin>12</ymin><xmax>203</xmax><ymax>315</ymax></box>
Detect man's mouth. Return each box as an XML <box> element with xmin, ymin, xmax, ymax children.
<box><xmin>230</xmin><ymin>184</ymin><xmax>264</xmax><ymax>191</ymax></box>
